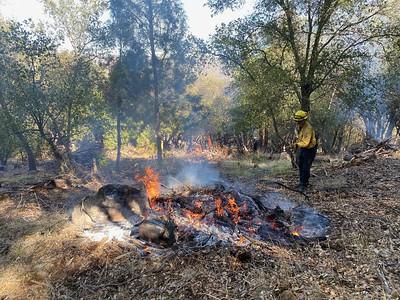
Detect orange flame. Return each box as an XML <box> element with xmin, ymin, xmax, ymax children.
<box><xmin>238</xmin><ymin>235</ymin><xmax>246</xmax><ymax>244</ymax></box>
<box><xmin>183</xmin><ymin>209</ymin><xmax>203</xmax><ymax>221</ymax></box>
<box><xmin>215</xmin><ymin>198</ymin><xmax>224</xmax><ymax>217</ymax></box>
<box><xmin>225</xmin><ymin>197</ymin><xmax>240</xmax><ymax>224</ymax></box>
<box><xmin>183</xmin><ymin>199</ymin><xmax>204</xmax><ymax>221</ymax></box>
<box><xmin>290</xmin><ymin>226</ymin><xmax>303</xmax><ymax>237</ymax></box>
<box><xmin>136</xmin><ymin>167</ymin><xmax>160</xmax><ymax>208</ymax></box>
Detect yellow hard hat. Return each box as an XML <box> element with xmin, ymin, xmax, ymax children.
<box><xmin>293</xmin><ymin>110</ymin><xmax>308</xmax><ymax>121</ymax></box>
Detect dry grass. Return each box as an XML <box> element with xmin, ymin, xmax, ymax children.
<box><xmin>218</xmin><ymin>159</ymin><xmax>292</xmax><ymax>179</ymax></box>
<box><xmin>0</xmin><ymin>171</ymin><xmax>53</xmax><ymax>186</ymax></box>
<box><xmin>0</xmin><ymin>156</ymin><xmax>399</xmax><ymax>299</ymax></box>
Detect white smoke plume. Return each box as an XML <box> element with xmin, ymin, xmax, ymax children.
<box><xmin>167</xmin><ymin>162</ymin><xmax>222</xmax><ymax>188</ymax></box>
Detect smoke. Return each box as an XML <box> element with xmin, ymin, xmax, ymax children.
<box><xmin>260</xmin><ymin>193</ymin><xmax>330</xmax><ymax>238</ymax></box>
<box><xmin>259</xmin><ymin>192</ymin><xmax>297</xmax><ymax>211</ymax></box>
<box><xmin>167</xmin><ymin>162</ymin><xmax>222</xmax><ymax>188</ymax></box>
<box><xmin>291</xmin><ymin>206</ymin><xmax>330</xmax><ymax>239</ymax></box>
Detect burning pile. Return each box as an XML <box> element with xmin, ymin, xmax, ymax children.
<box><xmin>72</xmin><ymin>167</ymin><xmax>330</xmax><ymax>247</ymax></box>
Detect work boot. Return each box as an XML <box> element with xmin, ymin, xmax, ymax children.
<box><xmin>296</xmin><ymin>184</ymin><xmax>306</xmax><ymax>192</ymax></box>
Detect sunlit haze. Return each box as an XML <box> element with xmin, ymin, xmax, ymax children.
<box><xmin>0</xmin><ymin>0</ymin><xmax>254</xmax><ymax>39</ymax></box>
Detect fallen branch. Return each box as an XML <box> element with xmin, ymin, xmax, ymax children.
<box><xmin>377</xmin><ymin>263</ymin><xmax>392</xmax><ymax>295</ymax></box>
<box><xmin>258</xmin><ymin>179</ymin><xmax>309</xmax><ymax>200</ymax></box>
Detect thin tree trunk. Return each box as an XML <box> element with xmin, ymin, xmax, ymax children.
<box><xmin>65</xmin><ymin>101</ymin><xmax>73</xmax><ymax>157</ymax></box>
<box><xmin>330</xmin><ymin>128</ymin><xmax>338</xmax><ymax>153</ymax></box>
<box><xmin>376</xmin><ymin>118</ymin><xmax>383</xmax><ymax>140</ymax></box>
<box><xmin>241</xmin><ymin>133</ymin><xmax>249</xmax><ymax>152</ymax></box>
<box><xmin>269</xmin><ymin>105</ymin><xmax>297</xmax><ymax>168</ymax></box>
<box><xmin>385</xmin><ymin>118</ymin><xmax>395</xmax><ymax>140</ymax></box>
<box><xmin>37</xmin><ymin>123</ymin><xmax>69</xmax><ymax>172</ymax></box>
<box><xmin>15</xmin><ymin>131</ymin><xmax>37</xmax><ymax>171</ymax></box>
<box><xmin>1</xmin><ymin>151</ymin><xmax>10</xmax><ymax>166</ymax></box>
<box><xmin>207</xmin><ymin>134</ymin><xmax>213</xmax><ymax>149</ymax></box>
<box><xmin>335</xmin><ymin>127</ymin><xmax>345</xmax><ymax>153</ymax></box>
<box><xmin>65</xmin><ymin>60</ymin><xmax>84</xmax><ymax>157</ymax></box>
<box><xmin>116</xmin><ymin>107</ymin><xmax>122</xmax><ymax>172</ymax></box>
<box><xmin>300</xmin><ymin>85</ymin><xmax>312</xmax><ymax>112</ymax></box>
<box><xmin>0</xmin><ymin>104</ymin><xmax>37</xmax><ymax>171</ymax></box>
<box><xmin>259</xmin><ymin>127</ymin><xmax>268</xmax><ymax>152</ymax></box>
<box><xmin>235</xmin><ymin>135</ymin><xmax>244</xmax><ymax>155</ymax></box>
<box><xmin>345</xmin><ymin>125</ymin><xmax>353</xmax><ymax>150</ymax></box>
<box><xmin>147</xmin><ymin>0</ymin><xmax>162</xmax><ymax>166</ymax></box>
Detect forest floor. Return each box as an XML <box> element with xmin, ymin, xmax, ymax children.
<box><xmin>0</xmin><ymin>151</ymin><xmax>399</xmax><ymax>299</ymax></box>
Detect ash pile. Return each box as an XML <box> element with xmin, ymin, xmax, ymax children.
<box><xmin>70</xmin><ymin>167</ymin><xmax>330</xmax><ymax>249</ymax></box>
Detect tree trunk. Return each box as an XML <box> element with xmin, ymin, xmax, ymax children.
<box><xmin>0</xmin><ymin>105</ymin><xmax>37</xmax><ymax>171</ymax></box>
<box><xmin>362</xmin><ymin>116</ymin><xmax>374</xmax><ymax>140</ymax></box>
<box><xmin>1</xmin><ymin>154</ymin><xmax>9</xmax><ymax>166</ymax></box>
<box><xmin>207</xmin><ymin>134</ymin><xmax>213</xmax><ymax>149</ymax></box>
<box><xmin>269</xmin><ymin>105</ymin><xmax>297</xmax><ymax>168</ymax></box>
<box><xmin>37</xmin><ymin>123</ymin><xmax>70</xmax><ymax>172</ymax></box>
<box><xmin>334</xmin><ymin>127</ymin><xmax>345</xmax><ymax>153</ymax></box>
<box><xmin>147</xmin><ymin>0</ymin><xmax>162</xmax><ymax>166</ymax></box>
<box><xmin>345</xmin><ymin>125</ymin><xmax>353</xmax><ymax>150</ymax></box>
<box><xmin>385</xmin><ymin>118</ymin><xmax>395</xmax><ymax>140</ymax></box>
<box><xmin>116</xmin><ymin>108</ymin><xmax>122</xmax><ymax>172</ymax></box>
<box><xmin>65</xmin><ymin>59</ymin><xmax>83</xmax><ymax>157</ymax></box>
<box><xmin>15</xmin><ymin>131</ymin><xmax>37</xmax><ymax>171</ymax></box>
<box><xmin>330</xmin><ymin>128</ymin><xmax>338</xmax><ymax>153</ymax></box>
<box><xmin>376</xmin><ymin>118</ymin><xmax>384</xmax><ymax>140</ymax></box>
<box><xmin>241</xmin><ymin>133</ymin><xmax>249</xmax><ymax>152</ymax></box>
<box><xmin>300</xmin><ymin>84</ymin><xmax>312</xmax><ymax>112</ymax></box>
<box><xmin>259</xmin><ymin>127</ymin><xmax>268</xmax><ymax>152</ymax></box>
<box><xmin>65</xmin><ymin>101</ymin><xmax>73</xmax><ymax>157</ymax></box>
<box><xmin>235</xmin><ymin>135</ymin><xmax>244</xmax><ymax>155</ymax></box>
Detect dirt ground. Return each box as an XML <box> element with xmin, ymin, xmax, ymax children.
<box><xmin>0</xmin><ymin>154</ymin><xmax>399</xmax><ymax>299</ymax></box>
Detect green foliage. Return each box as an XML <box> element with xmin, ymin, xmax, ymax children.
<box><xmin>103</xmin><ymin>126</ymin><xmax>129</xmax><ymax>150</ymax></box>
<box><xmin>229</xmin><ymin>51</ymin><xmax>298</xmax><ymax>149</ymax></box>
<box><xmin>0</xmin><ymin>17</ymin><xmax>109</xmax><ymax>169</ymax></box>
<box><xmin>185</xmin><ymin>69</ymin><xmax>232</xmax><ymax>136</ymax></box>
<box><xmin>42</xmin><ymin>0</ymin><xmax>108</xmax><ymax>54</ymax></box>
<box><xmin>109</xmin><ymin>0</ymin><xmax>198</xmax><ymax>163</ymax></box>
<box><xmin>137</xmin><ymin>126</ymin><xmax>156</xmax><ymax>153</ymax></box>
<box><xmin>219</xmin><ymin>158</ymin><xmax>292</xmax><ymax>178</ymax></box>
<box><xmin>208</xmin><ymin>0</ymin><xmax>398</xmax><ymax>111</ymax></box>
<box><xmin>1</xmin><ymin>0</ymin><xmax>399</xmax><ymax>170</ymax></box>
<box><xmin>205</xmin><ymin>0</ymin><xmax>400</xmax><ymax>151</ymax></box>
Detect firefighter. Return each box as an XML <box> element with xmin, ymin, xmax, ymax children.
<box><xmin>293</xmin><ymin>110</ymin><xmax>317</xmax><ymax>192</ymax></box>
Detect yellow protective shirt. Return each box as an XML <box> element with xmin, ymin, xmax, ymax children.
<box><xmin>296</xmin><ymin>121</ymin><xmax>317</xmax><ymax>149</ymax></box>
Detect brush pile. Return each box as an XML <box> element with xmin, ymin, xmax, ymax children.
<box><xmin>344</xmin><ymin>138</ymin><xmax>399</xmax><ymax>166</ymax></box>
<box><xmin>71</xmin><ymin>181</ymin><xmax>330</xmax><ymax>249</ymax></box>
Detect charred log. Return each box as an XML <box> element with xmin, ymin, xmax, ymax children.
<box><xmin>134</xmin><ymin>218</ymin><xmax>176</xmax><ymax>247</ymax></box>
<box><xmin>70</xmin><ymin>184</ymin><xmax>148</xmax><ymax>228</ymax></box>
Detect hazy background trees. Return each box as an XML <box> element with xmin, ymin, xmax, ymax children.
<box><xmin>206</xmin><ymin>0</ymin><xmax>400</xmax><ymax>153</ymax></box>
<box><xmin>0</xmin><ymin>0</ymin><xmax>399</xmax><ymax>172</ymax></box>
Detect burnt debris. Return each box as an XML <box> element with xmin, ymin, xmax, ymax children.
<box><xmin>72</xmin><ymin>182</ymin><xmax>330</xmax><ymax>248</ymax></box>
